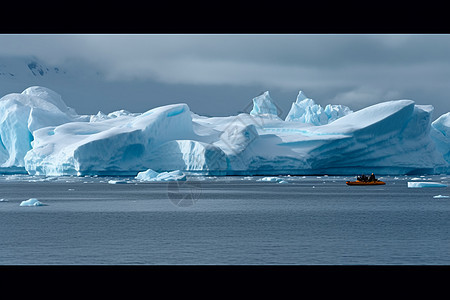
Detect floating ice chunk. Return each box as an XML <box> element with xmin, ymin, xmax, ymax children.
<box><xmin>108</xmin><ymin>180</ymin><xmax>128</xmax><ymax>184</ymax></box>
<box><xmin>153</xmin><ymin>170</ymin><xmax>186</xmax><ymax>181</ymax></box>
<box><xmin>19</xmin><ymin>198</ymin><xmax>46</xmax><ymax>206</ymax></box>
<box><xmin>407</xmin><ymin>182</ymin><xmax>447</xmax><ymax>188</ymax></box>
<box><xmin>136</xmin><ymin>169</ymin><xmax>159</xmax><ymax>181</ymax></box>
<box><xmin>257</xmin><ymin>176</ymin><xmax>286</xmax><ymax>183</ymax></box>
<box><xmin>433</xmin><ymin>195</ymin><xmax>450</xmax><ymax>198</ymax></box>
<box><xmin>257</xmin><ymin>176</ymin><xmax>278</xmax><ymax>182</ymax></box>
<box><xmin>135</xmin><ymin>169</ymin><xmax>186</xmax><ymax>182</ymax></box>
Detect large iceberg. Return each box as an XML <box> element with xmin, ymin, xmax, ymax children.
<box><xmin>431</xmin><ymin>112</ymin><xmax>450</xmax><ymax>170</ymax></box>
<box><xmin>0</xmin><ymin>86</ymin><xmax>446</xmax><ymax>176</ymax></box>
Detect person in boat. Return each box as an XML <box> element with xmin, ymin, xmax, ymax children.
<box><xmin>360</xmin><ymin>174</ymin><xmax>368</xmax><ymax>182</ymax></box>
<box><xmin>368</xmin><ymin>173</ymin><xmax>376</xmax><ymax>182</ymax></box>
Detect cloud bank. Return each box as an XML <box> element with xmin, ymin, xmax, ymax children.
<box><xmin>0</xmin><ymin>34</ymin><xmax>449</xmax><ymax>116</ymax></box>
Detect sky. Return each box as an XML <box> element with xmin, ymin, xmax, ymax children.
<box><xmin>0</xmin><ymin>34</ymin><xmax>449</xmax><ymax>119</ymax></box>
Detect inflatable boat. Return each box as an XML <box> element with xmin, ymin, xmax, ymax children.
<box><xmin>346</xmin><ymin>180</ymin><xmax>386</xmax><ymax>186</ymax></box>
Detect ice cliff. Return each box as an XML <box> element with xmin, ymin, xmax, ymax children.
<box><xmin>431</xmin><ymin>112</ymin><xmax>450</xmax><ymax>168</ymax></box>
<box><xmin>0</xmin><ymin>86</ymin><xmax>447</xmax><ymax>176</ymax></box>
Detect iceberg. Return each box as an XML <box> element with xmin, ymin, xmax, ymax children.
<box><xmin>285</xmin><ymin>91</ymin><xmax>352</xmax><ymax>125</ymax></box>
<box><xmin>407</xmin><ymin>182</ymin><xmax>447</xmax><ymax>188</ymax></box>
<box><xmin>431</xmin><ymin>112</ymin><xmax>450</xmax><ymax>172</ymax></box>
<box><xmin>19</xmin><ymin>198</ymin><xmax>46</xmax><ymax>206</ymax></box>
<box><xmin>0</xmin><ymin>86</ymin><xmax>445</xmax><ymax>177</ymax></box>
<box><xmin>0</xmin><ymin>86</ymin><xmax>85</xmax><ymax>170</ymax></box>
<box><xmin>136</xmin><ymin>169</ymin><xmax>186</xmax><ymax>182</ymax></box>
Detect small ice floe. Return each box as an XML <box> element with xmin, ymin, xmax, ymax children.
<box><xmin>257</xmin><ymin>176</ymin><xmax>278</xmax><ymax>182</ymax></box>
<box><xmin>67</xmin><ymin>188</ymin><xmax>75</xmax><ymax>191</ymax></box>
<box><xmin>257</xmin><ymin>176</ymin><xmax>288</xmax><ymax>184</ymax></box>
<box><xmin>108</xmin><ymin>179</ymin><xmax>128</xmax><ymax>184</ymax></box>
<box><xmin>0</xmin><ymin>198</ymin><xmax>7</xmax><ymax>202</ymax></box>
<box><xmin>135</xmin><ymin>169</ymin><xmax>186</xmax><ymax>182</ymax></box>
<box><xmin>407</xmin><ymin>182</ymin><xmax>447</xmax><ymax>188</ymax></box>
<box><xmin>19</xmin><ymin>198</ymin><xmax>47</xmax><ymax>206</ymax></box>
<box><xmin>433</xmin><ymin>195</ymin><xmax>450</xmax><ymax>199</ymax></box>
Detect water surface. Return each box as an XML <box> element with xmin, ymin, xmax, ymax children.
<box><xmin>0</xmin><ymin>175</ymin><xmax>449</xmax><ymax>265</ymax></box>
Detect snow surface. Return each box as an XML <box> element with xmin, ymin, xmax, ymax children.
<box><xmin>0</xmin><ymin>86</ymin><xmax>446</xmax><ymax>176</ymax></box>
<box><xmin>407</xmin><ymin>182</ymin><xmax>447</xmax><ymax>188</ymax></box>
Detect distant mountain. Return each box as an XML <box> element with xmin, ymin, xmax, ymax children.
<box><xmin>0</xmin><ymin>55</ymin><xmax>242</xmax><ymax>117</ymax></box>
<box><xmin>0</xmin><ymin>55</ymin><xmax>112</xmax><ymax>115</ymax></box>
<box><xmin>0</xmin><ymin>56</ymin><xmax>68</xmax><ymax>79</ymax></box>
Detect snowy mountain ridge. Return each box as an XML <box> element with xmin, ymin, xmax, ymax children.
<box><xmin>0</xmin><ymin>56</ymin><xmax>67</xmax><ymax>79</ymax></box>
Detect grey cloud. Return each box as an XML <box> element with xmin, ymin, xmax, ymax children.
<box><xmin>0</xmin><ymin>34</ymin><xmax>449</xmax><ymax>118</ymax></box>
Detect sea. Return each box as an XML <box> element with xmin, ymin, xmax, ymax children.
<box><xmin>0</xmin><ymin>174</ymin><xmax>449</xmax><ymax>265</ymax></box>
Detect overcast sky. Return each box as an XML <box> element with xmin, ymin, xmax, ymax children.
<box><xmin>0</xmin><ymin>34</ymin><xmax>449</xmax><ymax>118</ymax></box>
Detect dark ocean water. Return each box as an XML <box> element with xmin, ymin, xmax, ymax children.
<box><xmin>0</xmin><ymin>175</ymin><xmax>449</xmax><ymax>265</ymax></box>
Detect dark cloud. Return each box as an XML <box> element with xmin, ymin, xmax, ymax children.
<box><xmin>0</xmin><ymin>34</ymin><xmax>449</xmax><ymax>118</ymax></box>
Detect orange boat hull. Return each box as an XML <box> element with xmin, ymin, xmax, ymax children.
<box><xmin>346</xmin><ymin>180</ymin><xmax>386</xmax><ymax>186</ymax></box>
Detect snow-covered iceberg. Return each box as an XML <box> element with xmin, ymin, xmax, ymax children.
<box><xmin>0</xmin><ymin>86</ymin><xmax>446</xmax><ymax>176</ymax></box>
